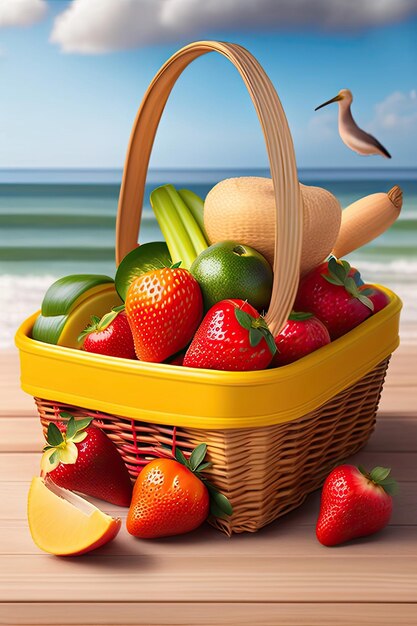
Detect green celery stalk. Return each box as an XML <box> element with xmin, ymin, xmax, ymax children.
<box><xmin>164</xmin><ymin>185</ymin><xmax>208</xmax><ymax>256</ymax></box>
<box><xmin>150</xmin><ymin>186</ymin><xmax>196</xmax><ymax>269</ymax></box>
<box><xmin>178</xmin><ymin>188</ymin><xmax>208</xmax><ymax>241</ymax></box>
<box><xmin>177</xmin><ymin>188</ymin><xmax>209</xmax><ymax>243</ymax></box>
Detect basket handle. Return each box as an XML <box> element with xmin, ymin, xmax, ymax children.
<box><xmin>116</xmin><ymin>41</ymin><xmax>303</xmax><ymax>335</ymax></box>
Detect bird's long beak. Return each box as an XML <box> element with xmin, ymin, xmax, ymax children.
<box><xmin>315</xmin><ymin>94</ymin><xmax>343</xmax><ymax>111</ymax></box>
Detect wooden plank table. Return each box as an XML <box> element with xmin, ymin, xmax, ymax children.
<box><xmin>1</xmin><ymin>346</ymin><xmax>416</xmax><ymax>626</ymax></box>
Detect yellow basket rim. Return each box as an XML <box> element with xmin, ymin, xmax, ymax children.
<box><xmin>15</xmin><ymin>285</ymin><xmax>402</xmax><ymax>429</ymax></box>
<box><xmin>16</xmin><ymin>285</ymin><xmax>401</xmax><ymax>385</ymax></box>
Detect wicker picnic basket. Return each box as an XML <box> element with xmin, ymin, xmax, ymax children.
<box><xmin>16</xmin><ymin>41</ymin><xmax>401</xmax><ymax>535</ymax></box>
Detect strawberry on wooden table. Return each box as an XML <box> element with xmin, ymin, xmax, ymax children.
<box><xmin>316</xmin><ymin>464</ymin><xmax>397</xmax><ymax>547</ymax></box>
<box><xmin>184</xmin><ymin>299</ymin><xmax>276</xmax><ymax>371</ymax></box>
<box><xmin>41</xmin><ymin>415</ymin><xmax>133</xmax><ymax>507</ymax></box>
<box><xmin>79</xmin><ymin>307</ymin><xmax>136</xmax><ymax>359</ymax></box>
<box><xmin>272</xmin><ymin>312</ymin><xmax>330</xmax><ymax>366</ymax></box>
<box><xmin>127</xmin><ymin>444</ymin><xmax>232</xmax><ymax>538</ymax></box>
<box><xmin>295</xmin><ymin>257</ymin><xmax>374</xmax><ymax>339</ymax></box>
<box><xmin>125</xmin><ymin>264</ymin><xmax>203</xmax><ymax>363</ymax></box>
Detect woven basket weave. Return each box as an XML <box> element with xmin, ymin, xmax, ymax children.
<box><xmin>35</xmin><ymin>358</ymin><xmax>389</xmax><ymax>535</ymax></box>
<box><xmin>17</xmin><ymin>40</ymin><xmax>401</xmax><ymax>535</ymax></box>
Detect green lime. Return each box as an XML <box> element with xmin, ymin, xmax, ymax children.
<box><xmin>190</xmin><ymin>241</ymin><xmax>273</xmax><ymax>313</ymax></box>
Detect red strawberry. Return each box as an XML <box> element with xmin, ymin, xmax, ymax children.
<box><xmin>359</xmin><ymin>284</ymin><xmax>390</xmax><ymax>314</ymax></box>
<box><xmin>272</xmin><ymin>312</ymin><xmax>330</xmax><ymax>366</ymax></box>
<box><xmin>295</xmin><ymin>258</ymin><xmax>374</xmax><ymax>339</ymax></box>
<box><xmin>41</xmin><ymin>415</ymin><xmax>133</xmax><ymax>507</ymax></box>
<box><xmin>184</xmin><ymin>299</ymin><xmax>276</xmax><ymax>371</ymax></box>
<box><xmin>316</xmin><ymin>465</ymin><xmax>397</xmax><ymax>547</ymax></box>
<box><xmin>80</xmin><ymin>308</ymin><xmax>136</xmax><ymax>359</ymax></box>
<box><xmin>125</xmin><ymin>266</ymin><xmax>203</xmax><ymax>363</ymax></box>
<box><xmin>127</xmin><ymin>443</ymin><xmax>232</xmax><ymax>538</ymax></box>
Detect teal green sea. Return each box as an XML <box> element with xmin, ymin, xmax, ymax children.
<box><xmin>1</xmin><ymin>168</ymin><xmax>416</xmax><ymax>347</ymax></box>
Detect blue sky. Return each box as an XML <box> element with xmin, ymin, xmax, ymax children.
<box><xmin>0</xmin><ymin>0</ymin><xmax>416</xmax><ymax>169</ymax></box>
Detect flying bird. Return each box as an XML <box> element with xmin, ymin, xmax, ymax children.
<box><xmin>315</xmin><ymin>89</ymin><xmax>391</xmax><ymax>159</ymax></box>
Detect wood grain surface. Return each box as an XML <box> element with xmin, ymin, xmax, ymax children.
<box><xmin>1</xmin><ymin>346</ymin><xmax>416</xmax><ymax>625</ymax></box>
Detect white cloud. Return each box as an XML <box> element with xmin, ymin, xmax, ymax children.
<box><xmin>50</xmin><ymin>0</ymin><xmax>166</xmax><ymax>54</ymax></box>
<box><xmin>0</xmin><ymin>0</ymin><xmax>47</xmax><ymax>28</ymax></box>
<box><xmin>371</xmin><ymin>90</ymin><xmax>417</xmax><ymax>133</ymax></box>
<box><xmin>161</xmin><ymin>0</ymin><xmax>417</xmax><ymax>32</ymax></box>
<box><xmin>50</xmin><ymin>0</ymin><xmax>417</xmax><ymax>54</ymax></box>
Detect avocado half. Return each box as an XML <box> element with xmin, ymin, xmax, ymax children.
<box><xmin>32</xmin><ymin>274</ymin><xmax>122</xmax><ymax>348</ymax></box>
<box><xmin>115</xmin><ymin>242</ymin><xmax>171</xmax><ymax>301</ymax></box>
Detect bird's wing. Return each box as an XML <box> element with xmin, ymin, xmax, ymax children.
<box><xmin>340</xmin><ymin>114</ymin><xmax>392</xmax><ymax>158</ymax></box>
<box><xmin>360</xmin><ymin>129</ymin><xmax>391</xmax><ymax>159</ymax></box>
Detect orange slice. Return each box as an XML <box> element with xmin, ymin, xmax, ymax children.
<box><xmin>27</xmin><ymin>477</ymin><xmax>121</xmax><ymax>556</ymax></box>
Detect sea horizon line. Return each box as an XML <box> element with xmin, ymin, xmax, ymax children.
<box><xmin>1</xmin><ymin>166</ymin><xmax>415</xmax><ymax>185</ymax></box>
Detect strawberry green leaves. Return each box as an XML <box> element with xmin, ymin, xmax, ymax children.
<box><xmin>41</xmin><ymin>414</ymin><xmax>93</xmax><ymax>474</ymax></box>
<box><xmin>358</xmin><ymin>465</ymin><xmax>398</xmax><ymax>496</ymax></box>
<box><xmin>323</xmin><ymin>258</ymin><xmax>350</xmax><ymax>286</ymax></box>
<box><xmin>78</xmin><ymin>306</ymin><xmax>125</xmax><ymax>343</ymax></box>
<box><xmin>174</xmin><ymin>447</ymin><xmax>188</xmax><ymax>466</ymax></box>
<box><xmin>289</xmin><ymin>311</ymin><xmax>314</xmax><ymax>321</ymax></box>
<box><xmin>175</xmin><ymin>443</ymin><xmax>211</xmax><ymax>474</ymax></box>
<box><xmin>249</xmin><ymin>327</ymin><xmax>263</xmax><ymax>348</ymax></box>
<box><xmin>175</xmin><ymin>443</ymin><xmax>233</xmax><ymax>519</ymax></box>
<box><xmin>41</xmin><ymin>438</ymin><xmax>78</xmax><ymax>471</ymax></box>
<box><xmin>205</xmin><ymin>482</ymin><xmax>234</xmax><ymax>519</ymax></box>
<box><xmin>368</xmin><ymin>466</ymin><xmax>391</xmax><ymax>481</ymax></box>
<box><xmin>189</xmin><ymin>443</ymin><xmax>208</xmax><ymax>471</ymax></box>
<box><xmin>66</xmin><ymin>417</ymin><xmax>92</xmax><ymax>441</ymax></box>
<box><xmin>234</xmin><ymin>307</ymin><xmax>252</xmax><ymax>329</ymax></box>
<box><xmin>323</xmin><ymin>258</ymin><xmax>374</xmax><ymax>311</ymax></box>
<box><xmin>45</xmin><ymin>422</ymin><xmax>63</xmax><ymax>447</ymax></box>
<box><xmin>44</xmin><ymin>450</ymin><xmax>59</xmax><ymax>470</ymax></box>
<box><xmin>235</xmin><ymin>307</ymin><xmax>277</xmax><ymax>356</ymax></box>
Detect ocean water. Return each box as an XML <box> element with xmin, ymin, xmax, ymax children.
<box><xmin>1</xmin><ymin>168</ymin><xmax>416</xmax><ymax>348</ymax></box>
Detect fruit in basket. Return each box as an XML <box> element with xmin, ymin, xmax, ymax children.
<box><xmin>115</xmin><ymin>241</ymin><xmax>172</xmax><ymax>301</ymax></box>
<box><xmin>32</xmin><ymin>274</ymin><xmax>122</xmax><ymax>348</ymax></box>
<box><xmin>351</xmin><ymin>267</ymin><xmax>364</xmax><ymax>286</ymax></box>
<box><xmin>177</xmin><ymin>188</ymin><xmax>208</xmax><ymax>239</ymax></box>
<box><xmin>28</xmin><ymin>476</ymin><xmax>121</xmax><ymax>556</ymax></box>
<box><xmin>316</xmin><ymin>465</ymin><xmax>397</xmax><ymax>546</ymax></box>
<box><xmin>125</xmin><ymin>266</ymin><xmax>203</xmax><ymax>363</ymax></box>
<box><xmin>190</xmin><ymin>241</ymin><xmax>273</xmax><ymax>312</ymax></box>
<box><xmin>272</xmin><ymin>312</ymin><xmax>330</xmax><ymax>367</ymax></box>
<box><xmin>150</xmin><ymin>185</ymin><xmax>208</xmax><ymax>270</ymax></box>
<box><xmin>294</xmin><ymin>258</ymin><xmax>374</xmax><ymax>339</ymax></box>
<box><xmin>184</xmin><ymin>299</ymin><xmax>276</xmax><ymax>371</ymax></box>
<box><xmin>332</xmin><ymin>186</ymin><xmax>403</xmax><ymax>259</ymax></box>
<box><xmin>79</xmin><ymin>307</ymin><xmax>136</xmax><ymax>359</ymax></box>
<box><xmin>127</xmin><ymin>444</ymin><xmax>232</xmax><ymax>538</ymax></box>
<box><xmin>41</xmin><ymin>415</ymin><xmax>133</xmax><ymax>507</ymax></box>
<box><xmin>203</xmin><ymin>177</ymin><xmax>341</xmax><ymax>275</ymax></box>
<box><xmin>359</xmin><ymin>284</ymin><xmax>390</xmax><ymax>314</ymax></box>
